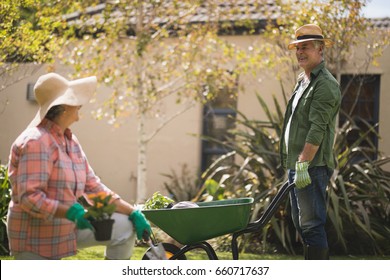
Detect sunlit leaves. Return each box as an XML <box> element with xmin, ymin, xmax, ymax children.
<box><xmin>0</xmin><ymin>0</ymin><xmax>76</xmax><ymax>64</ymax></box>
<box><xmin>61</xmin><ymin>1</ymin><xmax>272</xmax><ymax>127</ymax></box>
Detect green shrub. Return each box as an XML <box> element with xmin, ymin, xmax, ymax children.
<box><xmin>0</xmin><ymin>164</ymin><xmax>11</xmax><ymax>255</ymax></box>
<box><xmin>161</xmin><ymin>164</ymin><xmax>201</xmax><ymax>202</ymax></box>
<box><xmin>197</xmin><ymin>93</ymin><xmax>390</xmax><ymax>256</ymax></box>
<box><xmin>328</xmin><ymin>113</ymin><xmax>390</xmax><ymax>255</ymax></box>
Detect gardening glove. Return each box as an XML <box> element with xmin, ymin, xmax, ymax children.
<box><xmin>129</xmin><ymin>209</ymin><xmax>151</xmax><ymax>240</ymax></box>
<box><xmin>294</xmin><ymin>161</ymin><xmax>312</xmax><ymax>189</ymax></box>
<box><xmin>66</xmin><ymin>203</ymin><xmax>93</xmax><ymax>230</ymax></box>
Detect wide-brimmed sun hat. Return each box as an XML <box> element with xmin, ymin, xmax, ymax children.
<box><xmin>288</xmin><ymin>24</ymin><xmax>334</xmax><ymax>50</ymax></box>
<box><xmin>28</xmin><ymin>72</ymin><xmax>97</xmax><ymax>128</ymax></box>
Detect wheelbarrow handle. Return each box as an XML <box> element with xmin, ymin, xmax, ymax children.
<box><xmin>231</xmin><ymin>181</ymin><xmax>295</xmax><ymax>260</ymax></box>
<box><xmin>142</xmin><ymin>230</ymin><xmax>150</xmax><ymax>241</ymax></box>
<box><xmin>251</xmin><ymin>181</ymin><xmax>295</xmax><ymax>230</ymax></box>
<box><xmin>142</xmin><ymin>230</ymin><xmax>158</xmax><ymax>245</ymax></box>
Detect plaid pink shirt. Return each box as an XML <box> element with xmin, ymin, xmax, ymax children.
<box><xmin>7</xmin><ymin>119</ymin><xmax>119</xmax><ymax>259</ymax></box>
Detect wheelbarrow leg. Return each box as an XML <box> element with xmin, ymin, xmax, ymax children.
<box><xmin>176</xmin><ymin>242</ymin><xmax>219</xmax><ymax>260</ymax></box>
<box><xmin>232</xmin><ymin>233</ymin><xmax>240</xmax><ymax>260</ymax></box>
<box><xmin>198</xmin><ymin>242</ymin><xmax>219</xmax><ymax>260</ymax></box>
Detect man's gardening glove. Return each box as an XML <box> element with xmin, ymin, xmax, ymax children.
<box><xmin>129</xmin><ymin>209</ymin><xmax>151</xmax><ymax>240</ymax></box>
<box><xmin>66</xmin><ymin>203</ymin><xmax>93</xmax><ymax>230</ymax></box>
<box><xmin>294</xmin><ymin>161</ymin><xmax>312</xmax><ymax>189</ymax></box>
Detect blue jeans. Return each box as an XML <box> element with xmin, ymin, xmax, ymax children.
<box><xmin>288</xmin><ymin>166</ymin><xmax>332</xmax><ymax>248</ymax></box>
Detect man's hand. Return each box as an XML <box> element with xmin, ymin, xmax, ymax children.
<box><xmin>129</xmin><ymin>209</ymin><xmax>151</xmax><ymax>240</ymax></box>
<box><xmin>294</xmin><ymin>161</ymin><xmax>312</xmax><ymax>189</ymax></box>
<box><xmin>66</xmin><ymin>203</ymin><xmax>93</xmax><ymax>230</ymax></box>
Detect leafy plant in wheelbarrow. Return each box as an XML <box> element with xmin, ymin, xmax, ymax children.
<box><xmin>142</xmin><ymin>192</ymin><xmax>186</xmax><ymax>260</ymax></box>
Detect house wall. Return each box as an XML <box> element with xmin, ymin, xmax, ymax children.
<box><xmin>365</xmin><ymin>43</ymin><xmax>390</xmax><ymax>164</ymax></box>
<box><xmin>0</xmin><ymin>34</ymin><xmax>389</xmax><ymax>203</ymax></box>
<box><xmin>0</xmin><ymin>66</ymin><xmax>203</xmax><ymax>203</ymax></box>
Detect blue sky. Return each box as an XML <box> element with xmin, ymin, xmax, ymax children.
<box><xmin>362</xmin><ymin>0</ymin><xmax>390</xmax><ymax>18</ymax></box>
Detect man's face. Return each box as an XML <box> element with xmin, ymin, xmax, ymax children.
<box><xmin>295</xmin><ymin>41</ymin><xmax>323</xmax><ymax>73</ymax></box>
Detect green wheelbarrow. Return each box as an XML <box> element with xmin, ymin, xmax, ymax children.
<box><xmin>141</xmin><ymin>181</ymin><xmax>295</xmax><ymax>260</ymax></box>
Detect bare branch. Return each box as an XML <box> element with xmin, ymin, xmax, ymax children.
<box><xmin>145</xmin><ymin>101</ymin><xmax>196</xmax><ymax>143</ymax></box>
<box><xmin>0</xmin><ymin>64</ymin><xmax>43</xmax><ymax>93</ymax></box>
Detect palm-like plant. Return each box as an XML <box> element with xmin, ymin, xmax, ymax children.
<box><xmin>197</xmin><ymin>92</ymin><xmax>296</xmax><ymax>254</ymax></box>
<box><xmin>328</xmin><ymin>111</ymin><xmax>390</xmax><ymax>254</ymax></box>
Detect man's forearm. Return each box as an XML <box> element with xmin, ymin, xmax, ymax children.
<box><xmin>298</xmin><ymin>142</ymin><xmax>319</xmax><ymax>162</ymax></box>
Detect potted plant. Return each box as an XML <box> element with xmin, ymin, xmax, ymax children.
<box><xmin>84</xmin><ymin>192</ymin><xmax>116</xmax><ymax>241</ymax></box>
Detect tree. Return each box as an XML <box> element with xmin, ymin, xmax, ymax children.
<box><xmin>0</xmin><ymin>0</ymin><xmax>82</xmax><ymax>114</ymax></box>
<box><xmin>61</xmin><ymin>0</ymin><xmax>270</xmax><ymax>202</ymax></box>
<box><xmin>259</xmin><ymin>0</ymin><xmax>389</xmax><ymax>81</ymax></box>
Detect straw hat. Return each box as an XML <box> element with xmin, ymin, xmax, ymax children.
<box><xmin>288</xmin><ymin>24</ymin><xmax>334</xmax><ymax>50</ymax></box>
<box><xmin>28</xmin><ymin>73</ymin><xmax>97</xmax><ymax>128</ymax></box>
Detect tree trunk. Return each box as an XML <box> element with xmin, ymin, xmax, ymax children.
<box><xmin>136</xmin><ymin>112</ymin><xmax>147</xmax><ymax>202</ymax></box>
<box><xmin>135</xmin><ymin>2</ymin><xmax>148</xmax><ymax>203</ymax></box>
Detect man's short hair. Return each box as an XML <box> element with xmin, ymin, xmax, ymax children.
<box><xmin>313</xmin><ymin>40</ymin><xmax>325</xmax><ymax>49</ymax></box>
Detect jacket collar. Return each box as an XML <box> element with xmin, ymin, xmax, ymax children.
<box><xmin>297</xmin><ymin>60</ymin><xmax>326</xmax><ymax>82</ymax></box>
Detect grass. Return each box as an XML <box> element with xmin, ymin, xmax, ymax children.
<box><xmin>2</xmin><ymin>244</ymin><xmax>386</xmax><ymax>260</ymax></box>
<box><xmin>63</xmin><ymin>246</ymin><xmax>390</xmax><ymax>260</ymax></box>
<box><xmin>62</xmin><ymin>245</ymin><xmax>299</xmax><ymax>260</ymax></box>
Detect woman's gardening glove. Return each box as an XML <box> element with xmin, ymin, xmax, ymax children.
<box><xmin>294</xmin><ymin>161</ymin><xmax>312</xmax><ymax>189</ymax></box>
<box><xmin>66</xmin><ymin>203</ymin><xmax>93</xmax><ymax>230</ymax></box>
<box><xmin>129</xmin><ymin>209</ymin><xmax>151</xmax><ymax>240</ymax></box>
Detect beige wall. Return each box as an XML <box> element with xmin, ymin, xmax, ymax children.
<box><xmin>1</xmin><ymin>34</ymin><xmax>389</xmax><ymax>203</ymax></box>
<box><xmin>0</xmin><ymin>67</ymin><xmax>203</xmax><ymax>203</ymax></box>
<box><xmin>372</xmin><ymin>47</ymin><xmax>390</xmax><ymax>163</ymax></box>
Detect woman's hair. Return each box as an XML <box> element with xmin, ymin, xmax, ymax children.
<box><xmin>45</xmin><ymin>105</ymin><xmax>65</xmax><ymax>121</ymax></box>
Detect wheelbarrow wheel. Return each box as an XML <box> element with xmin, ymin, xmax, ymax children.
<box><xmin>142</xmin><ymin>243</ymin><xmax>187</xmax><ymax>260</ymax></box>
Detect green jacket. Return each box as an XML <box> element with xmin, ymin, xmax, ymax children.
<box><xmin>280</xmin><ymin>61</ymin><xmax>341</xmax><ymax>170</ymax></box>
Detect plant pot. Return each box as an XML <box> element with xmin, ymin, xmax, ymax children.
<box><xmin>90</xmin><ymin>219</ymin><xmax>115</xmax><ymax>241</ymax></box>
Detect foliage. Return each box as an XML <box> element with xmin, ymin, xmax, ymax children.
<box><xmin>262</xmin><ymin>0</ymin><xmax>389</xmax><ymax>83</ymax></box>
<box><xmin>197</xmin><ymin>93</ymin><xmax>295</xmax><ymax>254</ymax></box>
<box><xmin>0</xmin><ymin>164</ymin><xmax>11</xmax><ymax>255</ymax></box>
<box><xmin>0</xmin><ymin>0</ymin><xmax>79</xmax><ymax>93</ymax></box>
<box><xmin>84</xmin><ymin>192</ymin><xmax>116</xmax><ymax>221</ymax></box>
<box><xmin>144</xmin><ymin>192</ymin><xmax>174</xmax><ymax>210</ymax></box>
<box><xmin>59</xmin><ymin>0</ymin><xmax>270</xmax><ymax>201</ymax></box>
<box><xmin>198</xmin><ymin>89</ymin><xmax>390</xmax><ymax>255</ymax></box>
<box><xmin>328</xmin><ymin>112</ymin><xmax>390</xmax><ymax>254</ymax></box>
<box><xmin>199</xmin><ymin>92</ymin><xmax>286</xmax><ymax>197</ymax></box>
<box><xmin>0</xmin><ymin>164</ymin><xmax>11</xmax><ymax>222</ymax></box>
<box><xmin>195</xmin><ymin>4</ymin><xmax>390</xmax><ymax>253</ymax></box>
<box><xmin>161</xmin><ymin>164</ymin><xmax>200</xmax><ymax>202</ymax></box>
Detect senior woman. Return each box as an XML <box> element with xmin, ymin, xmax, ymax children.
<box><xmin>7</xmin><ymin>73</ymin><xmax>150</xmax><ymax>260</ymax></box>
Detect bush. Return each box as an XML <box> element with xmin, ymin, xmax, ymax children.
<box><xmin>328</xmin><ymin>113</ymin><xmax>390</xmax><ymax>255</ymax></box>
<box><xmin>161</xmin><ymin>164</ymin><xmax>201</xmax><ymax>202</ymax></box>
<box><xmin>0</xmin><ymin>164</ymin><xmax>11</xmax><ymax>255</ymax></box>
<box><xmin>197</xmin><ymin>93</ymin><xmax>390</xmax><ymax>256</ymax></box>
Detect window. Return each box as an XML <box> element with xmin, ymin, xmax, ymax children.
<box><xmin>26</xmin><ymin>83</ymin><xmax>36</xmax><ymax>102</ymax></box>
<box><xmin>201</xmin><ymin>86</ymin><xmax>237</xmax><ymax>172</ymax></box>
<box><xmin>339</xmin><ymin>74</ymin><xmax>380</xmax><ymax>160</ymax></box>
